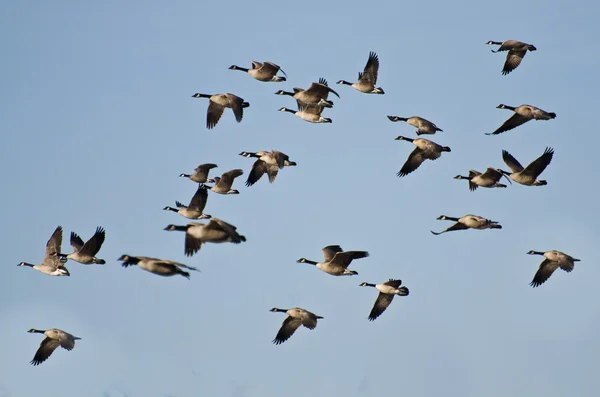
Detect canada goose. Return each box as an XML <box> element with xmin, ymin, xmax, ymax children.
<box><xmin>191</xmin><ymin>93</ymin><xmax>249</xmax><ymax>129</ymax></box>
<box><xmin>487</xmin><ymin>104</ymin><xmax>557</xmax><ymax>135</ymax></box>
<box><xmin>337</xmin><ymin>51</ymin><xmax>384</xmax><ymax>94</ymax></box>
<box><xmin>57</xmin><ymin>227</ymin><xmax>106</xmax><ymax>265</ymax></box>
<box><xmin>239</xmin><ymin>150</ymin><xmax>297</xmax><ymax>186</ymax></box>
<box><xmin>297</xmin><ymin>245</ymin><xmax>369</xmax><ymax>276</ymax></box>
<box><xmin>229</xmin><ymin>61</ymin><xmax>287</xmax><ymax>82</ymax></box>
<box><xmin>431</xmin><ymin>215</ymin><xmax>502</xmax><ymax>235</ymax></box>
<box><xmin>279</xmin><ymin>102</ymin><xmax>332</xmax><ymax>123</ymax></box>
<box><xmin>527</xmin><ymin>250</ymin><xmax>581</xmax><ymax>288</ymax></box>
<box><xmin>118</xmin><ymin>255</ymin><xmax>198</xmax><ymax>279</ymax></box>
<box><xmin>486</xmin><ymin>40</ymin><xmax>537</xmax><ymax>75</ymax></box>
<box><xmin>164</xmin><ymin>218</ymin><xmax>246</xmax><ymax>256</ymax></box>
<box><xmin>275</xmin><ymin>78</ymin><xmax>340</xmax><ymax>108</ymax></box>
<box><xmin>454</xmin><ymin>167</ymin><xmax>511</xmax><ymax>191</ymax></box>
<box><xmin>205</xmin><ymin>169</ymin><xmax>244</xmax><ymax>194</ymax></box>
<box><xmin>163</xmin><ymin>184</ymin><xmax>211</xmax><ymax>219</ymax></box>
<box><xmin>499</xmin><ymin>147</ymin><xmax>554</xmax><ymax>186</ymax></box>
<box><xmin>179</xmin><ymin>163</ymin><xmax>218</xmax><ymax>183</ymax></box>
<box><xmin>387</xmin><ymin>115</ymin><xmax>443</xmax><ymax>135</ymax></box>
<box><xmin>359</xmin><ymin>279</ymin><xmax>409</xmax><ymax>321</ymax></box>
<box><xmin>28</xmin><ymin>328</ymin><xmax>81</xmax><ymax>366</ymax></box>
<box><xmin>270</xmin><ymin>307</ymin><xmax>323</xmax><ymax>345</ymax></box>
<box><xmin>394</xmin><ymin>136</ymin><xmax>451</xmax><ymax>177</ymax></box>
<box><xmin>18</xmin><ymin>226</ymin><xmax>70</xmax><ymax>276</ymax></box>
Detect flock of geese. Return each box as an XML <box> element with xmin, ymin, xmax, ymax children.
<box><xmin>16</xmin><ymin>39</ymin><xmax>582</xmax><ymax>366</ymax></box>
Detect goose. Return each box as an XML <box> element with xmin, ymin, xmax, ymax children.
<box><xmin>28</xmin><ymin>328</ymin><xmax>81</xmax><ymax>366</ymax></box>
<box><xmin>454</xmin><ymin>167</ymin><xmax>511</xmax><ymax>191</ymax></box>
<box><xmin>498</xmin><ymin>147</ymin><xmax>554</xmax><ymax>186</ymax></box>
<box><xmin>387</xmin><ymin>115</ymin><xmax>443</xmax><ymax>135</ymax></box>
<box><xmin>527</xmin><ymin>250</ymin><xmax>581</xmax><ymax>288</ymax></box>
<box><xmin>337</xmin><ymin>51</ymin><xmax>384</xmax><ymax>94</ymax></box>
<box><xmin>229</xmin><ymin>61</ymin><xmax>287</xmax><ymax>82</ymax></box>
<box><xmin>394</xmin><ymin>136</ymin><xmax>451</xmax><ymax>177</ymax></box>
<box><xmin>297</xmin><ymin>245</ymin><xmax>369</xmax><ymax>276</ymax></box>
<box><xmin>359</xmin><ymin>279</ymin><xmax>409</xmax><ymax>321</ymax></box>
<box><xmin>431</xmin><ymin>215</ymin><xmax>502</xmax><ymax>235</ymax></box>
<box><xmin>279</xmin><ymin>102</ymin><xmax>332</xmax><ymax>123</ymax></box>
<box><xmin>270</xmin><ymin>307</ymin><xmax>323</xmax><ymax>345</ymax></box>
<box><xmin>191</xmin><ymin>93</ymin><xmax>249</xmax><ymax>129</ymax></box>
<box><xmin>118</xmin><ymin>255</ymin><xmax>198</xmax><ymax>279</ymax></box>
<box><xmin>486</xmin><ymin>40</ymin><xmax>537</xmax><ymax>75</ymax></box>
<box><xmin>487</xmin><ymin>104</ymin><xmax>556</xmax><ymax>135</ymax></box>
<box><xmin>164</xmin><ymin>218</ymin><xmax>246</xmax><ymax>256</ymax></box>
<box><xmin>275</xmin><ymin>78</ymin><xmax>340</xmax><ymax>108</ymax></box>
<box><xmin>18</xmin><ymin>226</ymin><xmax>70</xmax><ymax>276</ymax></box>
<box><xmin>239</xmin><ymin>150</ymin><xmax>297</xmax><ymax>186</ymax></box>
<box><xmin>205</xmin><ymin>169</ymin><xmax>244</xmax><ymax>194</ymax></box>
<box><xmin>57</xmin><ymin>227</ymin><xmax>106</xmax><ymax>265</ymax></box>
<box><xmin>163</xmin><ymin>184</ymin><xmax>211</xmax><ymax>219</ymax></box>
<box><xmin>179</xmin><ymin>163</ymin><xmax>218</xmax><ymax>183</ymax></box>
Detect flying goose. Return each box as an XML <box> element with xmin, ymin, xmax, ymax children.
<box><xmin>205</xmin><ymin>169</ymin><xmax>244</xmax><ymax>194</ymax></box>
<box><xmin>454</xmin><ymin>167</ymin><xmax>511</xmax><ymax>191</ymax></box>
<box><xmin>499</xmin><ymin>147</ymin><xmax>554</xmax><ymax>186</ymax></box>
<box><xmin>229</xmin><ymin>61</ymin><xmax>287</xmax><ymax>82</ymax></box>
<box><xmin>18</xmin><ymin>226</ymin><xmax>70</xmax><ymax>276</ymax></box>
<box><xmin>275</xmin><ymin>78</ymin><xmax>340</xmax><ymax>108</ymax></box>
<box><xmin>387</xmin><ymin>115</ymin><xmax>443</xmax><ymax>135</ymax></box>
<box><xmin>431</xmin><ymin>215</ymin><xmax>502</xmax><ymax>235</ymax></box>
<box><xmin>163</xmin><ymin>184</ymin><xmax>211</xmax><ymax>219</ymax></box>
<box><xmin>279</xmin><ymin>102</ymin><xmax>332</xmax><ymax>123</ymax></box>
<box><xmin>28</xmin><ymin>328</ymin><xmax>81</xmax><ymax>366</ymax></box>
<box><xmin>297</xmin><ymin>245</ymin><xmax>369</xmax><ymax>276</ymax></box>
<box><xmin>486</xmin><ymin>40</ymin><xmax>537</xmax><ymax>75</ymax></box>
<box><xmin>57</xmin><ymin>227</ymin><xmax>106</xmax><ymax>265</ymax></box>
<box><xmin>240</xmin><ymin>150</ymin><xmax>297</xmax><ymax>186</ymax></box>
<box><xmin>487</xmin><ymin>104</ymin><xmax>556</xmax><ymax>135</ymax></box>
<box><xmin>118</xmin><ymin>255</ymin><xmax>199</xmax><ymax>279</ymax></box>
<box><xmin>359</xmin><ymin>279</ymin><xmax>409</xmax><ymax>321</ymax></box>
<box><xmin>527</xmin><ymin>250</ymin><xmax>581</xmax><ymax>288</ymax></box>
<box><xmin>191</xmin><ymin>93</ymin><xmax>249</xmax><ymax>129</ymax></box>
<box><xmin>164</xmin><ymin>218</ymin><xmax>246</xmax><ymax>256</ymax></box>
<box><xmin>270</xmin><ymin>307</ymin><xmax>323</xmax><ymax>345</ymax></box>
<box><xmin>179</xmin><ymin>163</ymin><xmax>218</xmax><ymax>183</ymax></box>
<box><xmin>337</xmin><ymin>51</ymin><xmax>384</xmax><ymax>94</ymax></box>
<box><xmin>394</xmin><ymin>136</ymin><xmax>451</xmax><ymax>177</ymax></box>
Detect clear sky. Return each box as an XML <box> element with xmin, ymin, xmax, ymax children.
<box><xmin>2</xmin><ymin>1</ymin><xmax>599</xmax><ymax>396</ymax></box>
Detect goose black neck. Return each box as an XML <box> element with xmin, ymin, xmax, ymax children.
<box><xmin>303</xmin><ymin>259</ymin><xmax>318</xmax><ymax>265</ymax></box>
<box><xmin>180</xmin><ymin>173</ymin><xmax>191</xmax><ymax>178</ymax></box>
<box><xmin>29</xmin><ymin>329</ymin><xmax>45</xmax><ymax>334</ymax></box>
<box><xmin>443</xmin><ymin>216</ymin><xmax>460</xmax><ymax>222</ymax></box>
<box><xmin>233</xmin><ymin>66</ymin><xmax>249</xmax><ymax>72</ymax></box>
<box><xmin>364</xmin><ymin>283</ymin><xmax>376</xmax><ymax>287</ymax></box>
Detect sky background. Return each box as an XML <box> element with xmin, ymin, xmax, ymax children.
<box><xmin>1</xmin><ymin>1</ymin><xmax>599</xmax><ymax>396</ymax></box>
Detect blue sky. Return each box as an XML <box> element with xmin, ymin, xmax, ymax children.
<box><xmin>2</xmin><ymin>1</ymin><xmax>599</xmax><ymax>396</ymax></box>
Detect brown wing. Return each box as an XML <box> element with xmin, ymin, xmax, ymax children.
<box><xmin>530</xmin><ymin>259</ymin><xmax>560</xmax><ymax>288</ymax></box>
<box><xmin>273</xmin><ymin>316</ymin><xmax>302</xmax><ymax>345</ymax></box>
<box><xmin>188</xmin><ymin>185</ymin><xmax>208</xmax><ymax>211</ymax></box>
<box><xmin>431</xmin><ymin>222</ymin><xmax>470</xmax><ymax>235</ymax></box>
<box><xmin>481</xmin><ymin>167</ymin><xmax>503</xmax><ymax>181</ymax></box>
<box><xmin>206</xmin><ymin>101</ymin><xmax>225</xmax><ymax>129</ymax></box>
<box><xmin>521</xmin><ymin>147</ymin><xmax>554</xmax><ymax>179</ymax></box>
<box><xmin>322</xmin><ymin>245</ymin><xmax>344</xmax><ymax>262</ymax></box>
<box><xmin>489</xmin><ymin>113</ymin><xmax>530</xmax><ymax>135</ymax></box>
<box><xmin>184</xmin><ymin>231</ymin><xmax>202</xmax><ymax>257</ymax></box>
<box><xmin>502</xmin><ymin>50</ymin><xmax>526</xmax><ymax>75</ymax></box>
<box><xmin>330</xmin><ymin>251</ymin><xmax>369</xmax><ymax>268</ymax></box>
<box><xmin>210</xmin><ymin>218</ymin><xmax>243</xmax><ymax>243</ymax></box>
<box><xmin>262</xmin><ymin>61</ymin><xmax>285</xmax><ymax>77</ymax></box>
<box><xmin>246</xmin><ymin>160</ymin><xmax>268</xmax><ymax>187</ymax></box>
<box><xmin>305</xmin><ymin>78</ymin><xmax>340</xmax><ymax>98</ymax></box>
<box><xmin>361</xmin><ymin>51</ymin><xmax>380</xmax><ymax>84</ymax></box>
<box><xmin>226</xmin><ymin>94</ymin><xmax>245</xmax><ymax>122</ymax></box>
<box><xmin>368</xmin><ymin>293</ymin><xmax>394</xmax><ymax>321</ymax></box>
<box><xmin>397</xmin><ymin>148</ymin><xmax>427</xmax><ymax>177</ymax></box>
<box><xmin>69</xmin><ymin>232</ymin><xmax>85</xmax><ymax>252</ymax></box>
<box><xmin>502</xmin><ymin>150</ymin><xmax>525</xmax><ymax>173</ymax></box>
<box><xmin>78</xmin><ymin>227</ymin><xmax>106</xmax><ymax>257</ymax></box>
<box><xmin>219</xmin><ymin>169</ymin><xmax>244</xmax><ymax>188</ymax></box>
<box><xmin>30</xmin><ymin>337</ymin><xmax>60</xmax><ymax>366</ymax></box>
<box><xmin>383</xmin><ymin>279</ymin><xmax>403</xmax><ymax>288</ymax></box>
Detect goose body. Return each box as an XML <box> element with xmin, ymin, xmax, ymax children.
<box><xmin>486</xmin><ymin>40</ymin><xmax>537</xmax><ymax>75</ymax></box>
<box><xmin>57</xmin><ymin>227</ymin><xmax>106</xmax><ymax>265</ymax></box>
<box><xmin>229</xmin><ymin>61</ymin><xmax>287</xmax><ymax>82</ymax></box>
<box><xmin>28</xmin><ymin>328</ymin><xmax>81</xmax><ymax>366</ymax></box>
<box><xmin>191</xmin><ymin>93</ymin><xmax>249</xmax><ymax>129</ymax></box>
<box><xmin>297</xmin><ymin>245</ymin><xmax>369</xmax><ymax>276</ymax></box>
<box><xmin>164</xmin><ymin>218</ymin><xmax>246</xmax><ymax>256</ymax></box>
<box><xmin>279</xmin><ymin>103</ymin><xmax>332</xmax><ymax>123</ymax></box>
<box><xmin>499</xmin><ymin>147</ymin><xmax>554</xmax><ymax>186</ymax></box>
<box><xmin>18</xmin><ymin>226</ymin><xmax>70</xmax><ymax>276</ymax></box>
<box><xmin>275</xmin><ymin>78</ymin><xmax>340</xmax><ymax>108</ymax></box>
<box><xmin>163</xmin><ymin>184</ymin><xmax>211</xmax><ymax>219</ymax></box>
<box><xmin>359</xmin><ymin>279</ymin><xmax>409</xmax><ymax>321</ymax></box>
<box><xmin>527</xmin><ymin>250</ymin><xmax>581</xmax><ymax>288</ymax></box>
<box><xmin>387</xmin><ymin>115</ymin><xmax>443</xmax><ymax>135</ymax></box>
<box><xmin>395</xmin><ymin>136</ymin><xmax>451</xmax><ymax>177</ymax></box>
<box><xmin>179</xmin><ymin>163</ymin><xmax>218</xmax><ymax>183</ymax></box>
<box><xmin>487</xmin><ymin>104</ymin><xmax>556</xmax><ymax>135</ymax></box>
<box><xmin>454</xmin><ymin>167</ymin><xmax>510</xmax><ymax>191</ymax></box>
<box><xmin>118</xmin><ymin>255</ymin><xmax>198</xmax><ymax>278</ymax></box>
<box><xmin>337</xmin><ymin>51</ymin><xmax>384</xmax><ymax>94</ymax></box>
<box><xmin>431</xmin><ymin>215</ymin><xmax>502</xmax><ymax>235</ymax></box>
<box><xmin>270</xmin><ymin>307</ymin><xmax>323</xmax><ymax>345</ymax></box>
<box><xmin>240</xmin><ymin>150</ymin><xmax>297</xmax><ymax>186</ymax></box>
<box><xmin>205</xmin><ymin>169</ymin><xmax>244</xmax><ymax>194</ymax></box>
